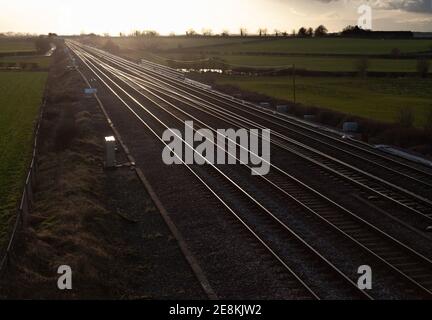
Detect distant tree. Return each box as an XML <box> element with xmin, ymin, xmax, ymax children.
<box><xmin>398</xmin><ymin>106</ymin><xmax>415</xmax><ymax>128</ymax></box>
<box><xmin>48</xmin><ymin>33</ymin><xmax>58</xmax><ymax>37</ymax></box>
<box><xmin>306</xmin><ymin>27</ymin><xmax>314</xmax><ymax>37</ymax></box>
<box><xmin>258</xmin><ymin>28</ymin><xmax>268</xmax><ymax>37</ymax></box>
<box><xmin>186</xmin><ymin>29</ymin><xmax>197</xmax><ymax>36</ymax></box>
<box><xmin>341</xmin><ymin>25</ymin><xmax>371</xmax><ymax>37</ymax></box>
<box><xmin>314</xmin><ymin>25</ymin><xmax>328</xmax><ymax>37</ymax></box>
<box><xmin>282</xmin><ymin>31</ymin><xmax>288</xmax><ymax>37</ymax></box>
<box><xmin>240</xmin><ymin>28</ymin><xmax>247</xmax><ymax>37</ymax></box>
<box><xmin>291</xmin><ymin>29</ymin><xmax>297</xmax><ymax>37</ymax></box>
<box><xmin>274</xmin><ymin>29</ymin><xmax>280</xmax><ymax>37</ymax></box>
<box><xmin>142</xmin><ymin>30</ymin><xmax>159</xmax><ymax>37</ymax></box>
<box><xmin>355</xmin><ymin>57</ymin><xmax>369</xmax><ymax>77</ymax></box>
<box><xmin>221</xmin><ymin>30</ymin><xmax>230</xmax><ymax>37</ymax></box>
<box><xmin>298</xmin><ymin>27</ymin><xmax>307</xmax><ymax>37</ymax></box>
<box><xmin>202</xmin><ymin>28</ymin><xmax>213</xmax><ymax>36</ymax></box>
<box><xmin>342</xmin><ymin>25</ymin><xmax>356</xmax><ymax>33</ymax></box>
<box><xmin>131</xmin><ymin>30</ymin><xmax>141</xmax><ymax>37</ymax></box>
<box><xmin>417</xmin><ymin>58</ymin><xmax>430</xmax><ymax>78</ymax></box>
<box><xmin>169</xmin><ymin>32</ymin><xmax>176</xmax><ymax>37</ymax></box>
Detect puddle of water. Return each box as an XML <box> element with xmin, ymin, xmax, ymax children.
<box><xmin>178</xmin><ymin>68</ymin><xmax>223</xmax><ymax>74</ymax></box>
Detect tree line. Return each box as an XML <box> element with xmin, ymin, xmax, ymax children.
<box><xmin>123</xmin><ymin>25</ymin><xmax>330</xmax><ymax>38</ymax></box>
<box><xmin>82</xmin><ymin>24</ymin><xmax>421</xmax><ymax>39</ymax></box>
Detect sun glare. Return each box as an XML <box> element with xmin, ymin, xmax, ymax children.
<box><xmin>54</xmin><ymin>0</ymin><xmax>249</xmax><ymax>36</ymax></box>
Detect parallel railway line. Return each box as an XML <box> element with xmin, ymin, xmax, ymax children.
<box><xmin>82</xmin><ymin>47</ymin><xmax>432</xmax><ymax>228</ymax></box>
<box><xmin>67</xmin><ymin>41</ymin><xmax>432</xmax><ymax>299</ymax></box>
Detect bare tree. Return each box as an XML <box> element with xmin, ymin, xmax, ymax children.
<box><xmin>258</xmin><ymin>28</ymin><xmax>268</xmax><ymax>37</ymax></box>
<box><xmin>298</xmin><ymin>27</ymin><xmax>307</xmax><ymax>37</ymax></box>
<box><xmin>240</xmin><ymin>28</ymin><xmax>248</xmax><ymax>37</ymax></box>
<box><xmin>186</xmin><ymin>28</ymin><xmax>197</xmax><ymax>36</ymax></box>
<box><xmin>221</xmin><ymin>30</ymin><xmax>230</xmax><ymax>37</ymax></box>
<box><xmin>202</xmin><ymin>28</ymin><xmax>213</xmax><ymax>36</ymax></box>
<box><xmin>314</xmin><ymin>25</ymin><xmax>328</xmax><ymax>37</ymax></box>
<box><xmin>142</xmin><ymin>30</ymin><xmax>159</xmax><ymax>37</ymax></box>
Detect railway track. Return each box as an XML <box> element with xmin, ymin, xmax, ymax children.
<box><xmin>79</xmin><ymin>46</ymin><xmax>432</xmax><ymax>240</ymax></box>
<box><xmin>82</xmin><ymin>47</ymin><xmax>432</xmax><ymax>226</ymax></box>
<box><xmin>67</xmin><ymin>41</ymin><xmax>432</xmax><ymax>299</ymax></box>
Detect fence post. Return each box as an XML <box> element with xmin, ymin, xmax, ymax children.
<box><xmin>21</xmin><ymin>188</ymin><xmax>29</xmax><ymax>228</ymax></box>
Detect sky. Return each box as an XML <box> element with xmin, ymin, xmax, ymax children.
<box><xmin>1</xmin><ymin>0</ymin><xmax>432</xmax><ymax>35</ymax></box>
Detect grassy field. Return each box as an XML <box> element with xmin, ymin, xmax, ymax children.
<box><xmin>0</xmin><ymin>39</ymin><xmax>35</xmax><ymax>53</ymax></box>
<box><xmin>110</xmin><ymin>37</ymin><xmax>432</xmax><ymax>73</ymax></box>
<box><xmin>110</xmin><ymin>37</ymin><xmax>432</xmax><ymax>54</ymax></box>
<box><xmin>216</xmin><ymin>55</ymin><xmax>431</xmax><ymax>73</ymax></box>
<box><xmin>217</xmin><ymin>75</ymin><xmax>432</xmax><ymax>128</ymax></box>
<box><xmin>105</xmin><ymin>36</ymin><xmax>257</xmax><ymax>51</ymax></box>
<box><xmin>109</xmin><ymin>36</ymin><xmax>432</xmax><ymax>128</ymax></box>
<box><xmin>194</xmin><ymin>38</ymin><xmax>432</xmax><ymax>55</ymax></box>
<box><xmin>0</xmin><ymin>56</ymin><xmax>52</xmax><ymax>69</ymax></box>
<box><xmin>0</xmin><ymin>72</ymin><xmax>47</xmax><ymax>245</ymax></box>
<box><xmin>149</xmin><ymin>52</ymin><xmax>431</xmax><ymax>73</ymax></box>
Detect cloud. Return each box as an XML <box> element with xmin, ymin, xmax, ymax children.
<box><xmin>378</xmin><ymin>0</ymin><xmax>432</xmax><ymax>13</ymax></box>
<box><xmin>313</xmin><ymin>0</ymin><xmax>432</xmax><ymax>13</ymax></box>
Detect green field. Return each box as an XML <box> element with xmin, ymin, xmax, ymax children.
<box><xmin>195</xmin><ymin>38</ymin><xmax>432</xmax><ymax>55</ymax></box>
<box><xmin>111</xmin><ymin>37</ymin><xmax>432</xmax><ymax>55</ymax></box>
<box><xmin>106</xmin><ymin>36</ymin><xmax>257</xmax><ymax>51</ymax></box>
<box><xmin>112</xmin><ymin>37</ymin><xmax>432</xmax><ymax>73</ymax></box>
<box><xmin>0</xmin><ymin>40</ymin><xmax>35</xmax><ymax>53</ymax></box>
<box><xmin>0</xmin><ymin>72</ymin><xmax>47</xmax><ymax>244</ymax></box>
<box><xmin>217</xmin><ymin>76</ymin><xmax>432</xmax><ymax>127</ymax></box>
<box><xmin>217</xmin><ymin>55</ymin><xmax>431</xmax><ymax>73</ymax></box>
<box><xmin>150</xmin><ymin>52</ymin><xmax>431</xmax><ymax>73</ymax></box>
<box><xmin>0</xmin><ymin>56</ymin><xmax>51</xmax><ymax>69</ymax></box>
<box><xmin>106</xmin><ymin>36</ymin><xmax>432</xmax><ymax>128</ymax></box>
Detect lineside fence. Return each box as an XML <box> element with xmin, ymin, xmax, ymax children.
<box><xmin>0</xmin><ymin>98</ymin><xmax>46</xmax><ymax>275</ymax></box>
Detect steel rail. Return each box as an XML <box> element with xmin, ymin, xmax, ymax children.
<box><xmin>69</xmin><ymin>41</ymin><xmax>374</xmax><ymax>300</ymax></box>
<box><xmin>76</xmin><ymin>45</ymin><xmax>432</xmax><ymax>225</ymax></box>
<box><xmin>68</xmin><ymin>42</ymin><xmax>430</xmax><ymax>298</ymax></box>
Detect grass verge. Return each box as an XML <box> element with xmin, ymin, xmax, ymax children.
<box><xmin>216</xmin><ymin>75</ymin><xmax>432</xmax><ymax>128</ymax></box>
<box><xmin>0</xmin><ymin>72</ymin><xmax>47</xmax><ymax>246</ymax></box>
